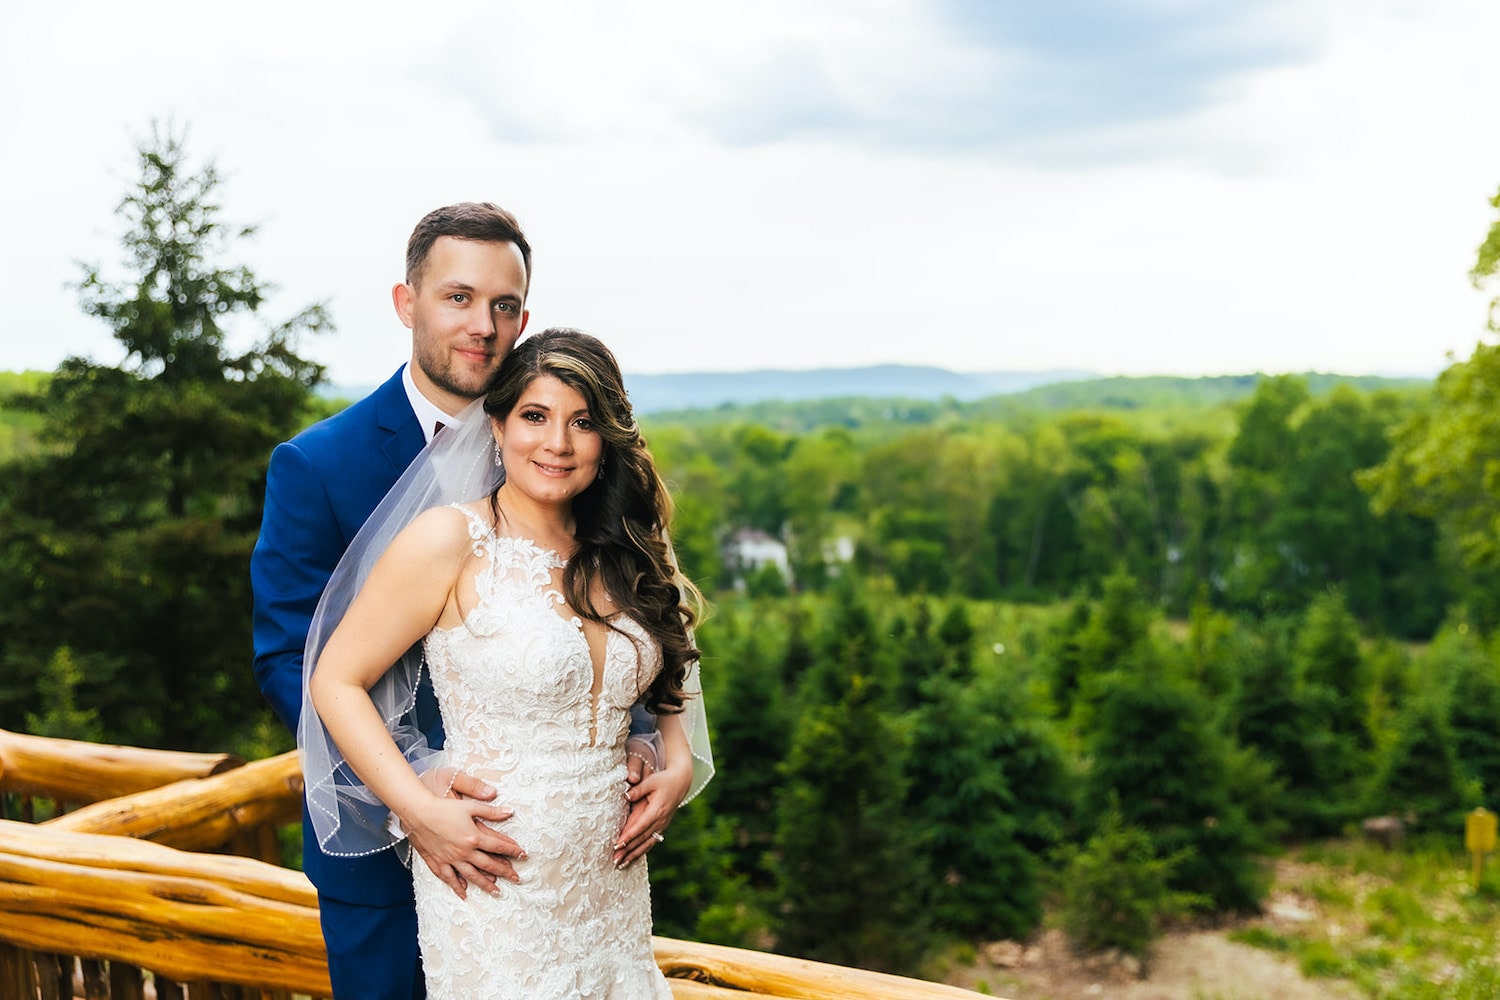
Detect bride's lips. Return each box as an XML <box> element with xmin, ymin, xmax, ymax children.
<box><xmin>532</xmin><ymin>461</ymin><xmax>575</xmax><ymax>476</ymax></box>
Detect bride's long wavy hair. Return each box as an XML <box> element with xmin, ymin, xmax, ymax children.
<box><xmin>482</xmin><ymin>328</ymin><xmax>702</xmax><ymax>714</ymax></box>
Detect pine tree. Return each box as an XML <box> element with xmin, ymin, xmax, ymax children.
<box><xmin>935</xmin><ymin>600</ymin><xmax>976</xmax><ymax>682</ymax></box>
<box><xmin>1056</xmin><ymin>800</ymin><xmax>1205</xmax><ymax>962</ymax></box>
<box><xmin>706</xmin><ymin>626</ymin><xmax>791</xmax><ymax>884</ymax></box>
<box><xmin>890</xmin><ymin>600</ymin><xmax>940</xmax><ymax>710</ymax></box>
<box><xmin>1082</xmin><ymin>659</ymin><xmax>1268</xmax><ymax>912</ymax></box>
<box><xmin>0</xmin><ymin>124</ymin><xmax>326</xmax><ymax>750</ymax></box>
<box><xmin>1366</xmin><ymin>692</ymin><xmax>1479</xmax><ymax>832</ymax></box>
<box><xmin>1295</xmin><ymin>590</ymin><xmax>1372</xmax><ymax>749</ymax></box>
<box><xmin>1228</xmin><ymin>618</ymin><xmax>1347</xmax><ymax>836</ymax></box>
<box><xmin>1067</xmin><ymin>569</ymin><xmax>1154</xmax><ymax>730</ymax></box>
<box><xmin>905</xmin><ymin>668</ymin><xmax>1070</xmax><ymax>940</ymax></box>
<box><xmin>1044</xmin><ymin>597</ymin><xmax>1093</xmax><ymax>717</ymax></box>
<box><xmin>1257</xmin><ymin>591</ymin><xmax>1373</xmax><ymax>834</ymax></box>
<box><xmin>1446</xmin><ymin>630</ymin><xmax>1500</xmax><ymax>803</ymax></box>
<box><xmin>24</xmin><ymin>648</ymin><xmax>104</xmax><ymax>742</ymax></box>
<box><xmin>775</xmin><ymin>597</ymin><xmax>923</xmax><ymax>972</ymax></box>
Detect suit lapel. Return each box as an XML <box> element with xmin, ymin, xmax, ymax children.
<box><xmin>374</xmin><ymin>368</ymin><xmax>424</xmax><ymax>476</ymax></box>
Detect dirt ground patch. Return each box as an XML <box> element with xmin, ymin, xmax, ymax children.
<box><xmin>943</xmin><ymin>927</ymin><xmax>1361</xmax><ymax>1000</ymax></box>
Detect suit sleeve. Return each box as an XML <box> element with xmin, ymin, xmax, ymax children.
<box><xmin>251</xmin><ymin>439</ymin><xmax>347</xmax><ymax>732</ymax></box>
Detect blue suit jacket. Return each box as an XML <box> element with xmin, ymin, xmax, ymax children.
<box><xmin>251</xmin><ymin>367</ymin><xmax>438</xmax><ymax>906</ymax></box>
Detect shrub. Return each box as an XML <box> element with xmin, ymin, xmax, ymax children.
<box><xmin>1055</xmin><ymin>802</ymin><xmax>1206</xmax><ymax>961</ymax></box>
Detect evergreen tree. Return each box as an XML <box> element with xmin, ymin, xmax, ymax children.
<box><xmin>936</xmin><ymin>600</ymin><xmax>976</xmax><ymax>682</ymax></box>
<box><xmin>1290</xmin><ymin>591</ymin><xmax>1374</xmax><ymax>822</ymax></box>
<box><xmin>1081</xmin><ymin>659</ymin><xmax>1268</xmax><ymax>912</ymax></box>
<box><xmin>775</xmin><ymin>623</ymin><xmax>922</xmax><ymax>971</ymax></box>
<box><xmin>647</xmin><ymin>797</ymin><xmax>768</xmax><ymax>948</ymax></box>
<box><xmin>1068</xmin><ymin>569</ymin><xmax>1153</xmax><ymax>729</ymax></box>
<box><xmin>802</xmin><ymin>581</ymin><xmax>885</xmax><ymax>707</ymax></box>
<box><xmin>0</xmin><ymin>124</ymin><xmax>326</xmax><ymax>750</ymax></box>
<box><xmin>24</xmin><ymin>647</ymin><xmax>104</xmax><ymax>742</ymax></box>
<box><xmin>1043</xmin><ymin>597</ymin><xmax>1093</xmax><ymax>718</ymax></box>
<box><xmin>1226</xmin><ymin>618</ymin><xmax>1346</xmax><ymax>836</ymax></box>
<box><xmin>1297</xmin><ymin>591</ymin><xmax>1370</xmax><ymax>726</ymax></box>
<box><xmin>889</xmin><ymin>600</ymin><xmax>940</xmax><ymax>710</ymax></box>
<box><xmin>1365</xmin><ymin>692</ymin><xmax>1479</xmax><ymax>832</ymax></box>
<box><xmin>1056</xmin><ymin>800</ymin><xmax>1205</xmax><ymax>962</ymax></box>
<box><xmin>705</xmin><ymin>626</ymin><xmax>791</xmax><ymax>884</ymax></box>
<box><xmin>777</xmin><ymin>600</ymin><xmax>816</xmax><ymax>692</ymax></box>
<box><xmin>1446</xmin><ymin>629</ymin><xmax>1500</xmax><ymax>803</ymax></box>
<box><xmin>905</xmin><ymin>668</ymin><xmax>1070</xmax><ymax>940</ymax></box>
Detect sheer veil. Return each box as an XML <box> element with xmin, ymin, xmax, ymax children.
<box><xmin>297</xmin><ymin>398</ymin><xmax>714</xmax><ymax>859</ymax></box>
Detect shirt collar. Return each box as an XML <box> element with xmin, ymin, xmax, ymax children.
<box><xmin>401</xmin><ymin>364</ymin><xmax>467</xmax><ymax>444</ymax></box>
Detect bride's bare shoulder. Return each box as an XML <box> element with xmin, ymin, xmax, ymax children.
<box><xmin>390</xmin><ymin>504</ymin><xmax>482</xmax><ymax>559</ymax></box>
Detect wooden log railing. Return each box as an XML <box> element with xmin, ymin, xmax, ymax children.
<box><xmin>45</xmin><ymin>752</ymin><xmax>303</xmax><ymax>864</ymax></box>
<box><xmin>0</xmin><ymin>731</ymin><xmax>992</xmax><ymax>999</ymax></box>
<box><xmin>0</xmin><ymin>819</ymin><xmax>325</xmax><ymax>997</ymax></box>
<box><xmin>0</xmin><ymin>729</ymin><xmax>241</xmax><ymax>822</ymax></box>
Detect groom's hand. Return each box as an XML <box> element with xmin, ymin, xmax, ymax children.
<box><xmin>624</xmin><ymin>732</ymin><xmax>660</xmax><ymax>785</ymax></box>
<box><xmin>405</xmin><ymin>768</ymin><xmax>526</xmax><ymax>899</ymax></box>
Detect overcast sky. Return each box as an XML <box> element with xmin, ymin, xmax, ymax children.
<box><xmin>3</xmin><ymin>0</ymin><xmax>1498</xmax><ymax>386</ymax></box>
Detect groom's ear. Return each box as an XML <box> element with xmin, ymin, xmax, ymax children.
<box><xmin>392</xmin><ymin>282</ymin><xmax>415</xmax><ymax>329</ymax></box>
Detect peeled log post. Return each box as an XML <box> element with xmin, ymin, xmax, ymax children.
<box><xmin>0</xmin><ymin>729</ymin><xmax>242</xmax><ymax>806</ymax></box>
<box><xmin>46</xmin><ymin>752</ymin><xmax>303</xmax><ymax>852</ymax></box>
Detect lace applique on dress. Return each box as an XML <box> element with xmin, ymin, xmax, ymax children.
<box><xmin>412</xmin><ymin>504</ymin><xmax>671</xmax><ymax>999</ymax></box>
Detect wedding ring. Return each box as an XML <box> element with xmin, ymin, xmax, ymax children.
<box><xmin>652</xmin><ymin>832</ymin><xmax>665</xmax><ymax>843</ymax></box>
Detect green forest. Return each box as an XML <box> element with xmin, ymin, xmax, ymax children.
<box><xmin>7</xmin><ymin>129</ymin><xmax>1500</xmax><ymax>988</ymax></box>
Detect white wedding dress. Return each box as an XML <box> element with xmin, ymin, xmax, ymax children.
<box><xmin>410</xmin><ymin>505</ymin><xmax>673</xmax><ymax>999</ymax></box>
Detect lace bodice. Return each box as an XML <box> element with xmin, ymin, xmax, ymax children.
<box><xmin>411</xmin><ymin>505</ymin><xmax>671</xmax><ymax>999</ymax></box>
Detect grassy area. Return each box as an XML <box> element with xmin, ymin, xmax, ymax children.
<box><xmin>1231</xmin><ymin>837</ymin><xmax>1500</xmax><ymax>998</ymax></box>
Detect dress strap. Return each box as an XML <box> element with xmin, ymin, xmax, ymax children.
<box><xmin>448</xmin><ymin>502</ymin><xmax>495</xmax><ymax>555</ymax></box>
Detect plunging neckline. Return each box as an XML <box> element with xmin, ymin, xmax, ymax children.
<box><xmin>444</xmin><ymin>512</ymin><xmax>618</xmax><ymax>746</ymax></box>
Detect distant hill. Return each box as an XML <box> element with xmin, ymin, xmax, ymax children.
<box><xmin>620</xmin><ymin>365</ymin><xmax>1095</xmax><ymax>414</ymax></box>
<box><xmin>322</xmin><ymin>365</ymin><xmax>1097</xmax><ymax>413</ymax></box>
<box><xmin>998</xmin><ymin>372</ymin><xmax>1430</xmax><ymax>412</ymax></box>
<box><xmin>321</xmin><ymin>367</ymin><xmax>1431</xmax><ymax>420</ymax></box>
<box><xmin>634</xmin><ymin>371</ymin><xmax>1433</xmax><ymax>435</ymax></box>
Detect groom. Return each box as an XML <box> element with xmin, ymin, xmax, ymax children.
<box><xmin>252</xmin><ymin>203</ymin><xmax>677</xmax><ymax>998</ymax></box>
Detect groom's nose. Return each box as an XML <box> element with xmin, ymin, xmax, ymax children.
<box><xmin>464</xmin><ymin>308</ymin><xmax>498</xmax><ymax>340</ymax></box>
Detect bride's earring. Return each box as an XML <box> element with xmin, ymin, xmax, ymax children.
<box><xmin>493</xmin><ymin>441</ymin><xmax>504</xmax><ymax>470</ymax></box>
<box><xmin>597</xmin><ymin>456</ymin><xmax>606</xmax><ymax>480</ymax></box>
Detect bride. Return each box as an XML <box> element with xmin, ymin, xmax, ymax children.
<box><xmin>302</xmin><ymin>328</ymin><xmax>712</xmax><ymax>998</ymax></box>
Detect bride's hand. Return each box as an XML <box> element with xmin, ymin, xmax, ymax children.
<box><xmin>613</xmin><ymin>757</ymin><xmax>691</xmax><ymax>868</ymax></box>
<box><xmin>403</xmin><ymin>771</ymin><xmax>526</xmax><ymax>899</ymax></box>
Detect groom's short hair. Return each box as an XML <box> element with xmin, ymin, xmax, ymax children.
<box><xmin>406</xmin><ymin>202</ymin><xmax>532</xmax><ymax>293</ymax></box>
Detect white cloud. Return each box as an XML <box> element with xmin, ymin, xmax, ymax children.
<box><xmin>0</xmin><ymin>0</ymin><xmax>1496</xmax><ymax>386</ymax></box>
